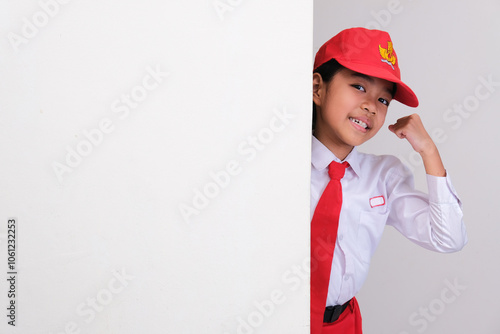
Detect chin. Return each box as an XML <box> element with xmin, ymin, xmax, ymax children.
<box><xmin>347</xmin><ymin>136</ymin><xmax>370</xmax><ymax>147</ymax></box>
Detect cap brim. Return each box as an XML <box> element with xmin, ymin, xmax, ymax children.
<box><xmin>336</xmin><ymin>60</ymin><xmax>419</xmax><ymax>108</ymax></box>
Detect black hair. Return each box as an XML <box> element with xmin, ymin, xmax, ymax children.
<box><xmin>312</xmin><ymin>59</ymin><xmax>345</xmax><ymax>131</ymax></box>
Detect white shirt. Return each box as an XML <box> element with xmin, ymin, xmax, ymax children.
<box><xmin>310</xmin><ymin>135</ymin><xmax>468</xmax><ymax>307</ymax></box>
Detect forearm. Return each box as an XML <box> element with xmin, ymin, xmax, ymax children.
<box><xmin>420</xmin><ymin>141</ymin><xmax>446</xmax><ymax>177</ymax></box>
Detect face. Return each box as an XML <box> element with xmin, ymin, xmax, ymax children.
<box><xmin>313</xmin><ymin>68</ymin><xmax>394</xmax><ymax>159</ymax></box>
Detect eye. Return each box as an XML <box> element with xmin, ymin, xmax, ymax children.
<box><xmin>352</xmin><ymin>84</ymin><xmax>365</xmax><ymax>92</ymax></box>
<box><xmin>378</xmin><ymin>97</ymin><xmax>390</xmax><ymax>106</ymax></box>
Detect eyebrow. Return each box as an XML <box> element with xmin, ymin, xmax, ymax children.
<box><xmin>350</xmin><ymin>72</ymin><xmax>394</xmax><ymax>97</ymax></box>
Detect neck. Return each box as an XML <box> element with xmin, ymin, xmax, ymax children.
<box><xmin>313</xmin><ymin>130</ymin><xmax>354</xmax><ymax>161</ymax></box>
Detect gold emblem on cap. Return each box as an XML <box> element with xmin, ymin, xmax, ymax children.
<box><xmin>379</xmin><ymin>42</ymin><xmax>396</xmax><ymax>70</ymax></box>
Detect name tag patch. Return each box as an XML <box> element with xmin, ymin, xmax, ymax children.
<box><xmin>369</xmin><ymin>196</ymin><xmax>385</xmax><ymax>208</ymax></box>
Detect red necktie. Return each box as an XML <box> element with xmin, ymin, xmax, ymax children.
<box><xmin>311</xmin><ymin>161</ymin><xmax>349</xmax><ymax>333</ymax></box>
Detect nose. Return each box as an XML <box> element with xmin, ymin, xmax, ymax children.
<box><xmin>361</xmin><ymin>100</ymin><xmax>376</xmax><ymax>115</ymax></box>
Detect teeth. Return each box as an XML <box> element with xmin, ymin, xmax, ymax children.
<box><xmin>349</xmin><ymin>117</ymin><xmax>368</xmax><ymax>129</ymax></box>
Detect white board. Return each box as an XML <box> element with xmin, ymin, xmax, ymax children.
<box><xmin>0</xmin><ymin>1</ymin><xmax>313</xmax><ymax>333</ymax></box>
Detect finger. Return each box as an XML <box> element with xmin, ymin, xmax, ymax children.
<box><xmin>390</xmin><ymin>126</ymin><xmax>406</xmax><ymax>139</ymax></box>
<box><xmin>389</xmin><ymin>123</ymin><xmax>403</xmax><ymax>135</ymax></box>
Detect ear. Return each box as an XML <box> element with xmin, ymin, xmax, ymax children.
<box><xmin>313</xmin><ymin>73</ymin><xmax>325</xmax><ymax>107</ymax></box>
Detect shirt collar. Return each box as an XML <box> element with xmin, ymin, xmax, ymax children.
<box><xmin>311</xmin><ymin>135</ymin><xmax>361</xmax><ymax>177</ymax></box>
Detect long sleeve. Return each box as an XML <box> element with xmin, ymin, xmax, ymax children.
<box><xmin>386</xmin><ymin>165</ymin><xmax>468</xmax><ymax>253</ymax></box>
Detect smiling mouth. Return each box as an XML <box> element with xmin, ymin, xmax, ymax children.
<box><xmin>349</xmin><ymin>117</ymin><xmax>369</xmax><ymax>130</ymax></box>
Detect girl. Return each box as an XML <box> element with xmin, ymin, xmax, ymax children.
<box><xmin>310</xmin><ymin>27</ymin><xmax>467</xmax><ymax>333</ymax></box>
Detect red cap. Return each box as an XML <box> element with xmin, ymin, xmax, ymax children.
<box><xmin>314</xmin><ymin>27</ymin><xmax>419</xmax><ymax>107</ymax></box>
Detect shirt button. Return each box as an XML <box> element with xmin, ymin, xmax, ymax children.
<box><xmin>344</xmin><ymin>276</ymin><xmax>350</xmax><ymax>281</ymax></box>
<box><xmin>338</xmin><ymin>234</ymin><xmax>344</xmax><ymax>241</ymax></box>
